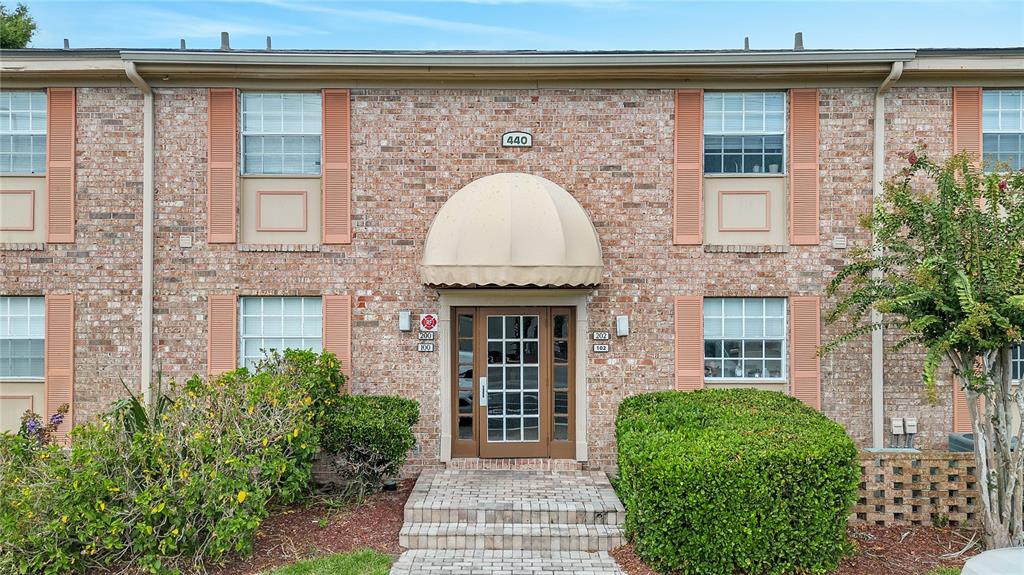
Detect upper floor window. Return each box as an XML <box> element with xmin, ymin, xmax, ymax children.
<box><xmin>241</xmin><ymin>92</ymin><xmax>322</xmax><ymax>176</ymax></box>
<box><xmin>983</xmin><ymin>89</ymin><xmax>1023</xmax><ymax>171</ymax></box>
<box><xmin>0</xmin><ymin>91</ymin><xmax>47</xmax><ymax>174</ymax></box>
<box><xmin>703</xmin><ymin>297</ymin><xmax>787</xmax><ymax>381</ymax></box>
<box><xmin>239</xmin><ymin>296</ymin><xmax>322</xmax><ymax>369</ymax></box>
<box><xmin>1013</xmin><ymin>343</ymin><xmax>1022</xmax><ymax>382</ymax></box>
<box><xmin>704</xmin><ymin>92</ymin><xmax>785</xmax><ymax>175</ymax></box>
<box><xmin>0</xmin><ymin>296</ymin><xmax>44</xmax><ymax>379</ymax></box>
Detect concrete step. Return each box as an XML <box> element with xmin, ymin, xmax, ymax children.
<box><xmin>399</xmin><ymin>522</ymin><xmax>625</xmax><ymax>552</ymax></box>
<box><xmin>390</xmin><ymin>549</ymin><xmax>625</xmax><ymax>574</ymax></box>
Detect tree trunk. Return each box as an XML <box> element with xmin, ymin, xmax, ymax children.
<box><xmin>962</xmin><ymin>347</ymin><xmax>1024</xmax><ymax>549</ymax></box>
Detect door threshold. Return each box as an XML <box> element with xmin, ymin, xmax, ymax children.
<box><xmin>446</xmin><ymin>457</ymin><xmax>584</xmax><ymax>471</ymax></box>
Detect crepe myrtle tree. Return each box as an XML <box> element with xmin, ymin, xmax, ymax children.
<box><xmin>825</xmin><ymin>146</ymin><xmax>1024</xmax><ymax>548</ymax></box>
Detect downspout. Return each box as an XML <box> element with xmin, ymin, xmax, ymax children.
<box><xmin>871</xmin><ymin>60</ymin><xmax>904</xmax><ymax>448</ymax></box>
<box><xmin>124</xmin><ymin>61</ymin><xmax>154</xmax><ymax>405</ymax></box>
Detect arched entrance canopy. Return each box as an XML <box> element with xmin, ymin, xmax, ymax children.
<box><xmin>420</xmin><ymin>173</ymin><xmax>603</xmax><ymax>287</ymax></box>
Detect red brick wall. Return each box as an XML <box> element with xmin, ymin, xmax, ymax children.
<box><xmin>882</xmin><ymin>87</ymin><xmax>956</xmax><ymax>450</ymax></box>
<box><xmin>1</xmin><ymin>85</ymin><xmax>960</xmax><ymax>470</ymax></box>
<box><xmin>0</xmin><ymin>87</ymin><xmax>144</xmax><ymax>422</ymax></box>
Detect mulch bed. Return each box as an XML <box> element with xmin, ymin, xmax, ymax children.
<box><xmin>611</xmin><ymin>524</ymin><xmax>980</xmax><ymax>575</ymax></box>
<box><xmin>207</xmin><ymin>478</ymin><xmax>415</xmax><ymax>575</ymax></box>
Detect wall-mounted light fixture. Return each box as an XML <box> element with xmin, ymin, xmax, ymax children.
<box><xmin>616</xmin><ymin>315</ymin><xmax>630</xmax><ymax>337</ymax></box>
<box><xmin>398</xmin><ymin>310</ymin><xmax>411</xmax><ymax>332</ymax></box>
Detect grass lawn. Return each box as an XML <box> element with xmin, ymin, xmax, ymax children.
<box><xmin>260</xmin><ymin>550</ymin><xmax>392</xmax><ymax>575</ymax></box>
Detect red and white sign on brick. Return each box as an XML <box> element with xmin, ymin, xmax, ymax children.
<box><xmin>419</xmin><ymin>313</ymin><xmax>439</xmax><ymax>332</ymax></box>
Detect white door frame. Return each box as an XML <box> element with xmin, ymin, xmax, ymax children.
<box><xmin>437</xmin><ymin>289</ymin><xmax>592</xmax><ymax>462</ymax></box>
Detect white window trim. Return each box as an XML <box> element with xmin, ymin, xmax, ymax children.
<box><xmin>0</xmin><ymin>90</ymin><xmax>47</xmax><ymax>176</ymax></box>
<box><xmin>703</xmin><ymin>91</ymin><xmax>787</xmax><ymax>176</ymax></box>
<box><xmin>982</xmin><ymin>89</ymin><xmax>1024</xmax><ymax>134</ymax></box>
<box><xmin>237</xmin><ymin>296</ymin><xmax>323</xmax><ymax>369</ymax></box>
<box><xmin>239</xmin><ymin>92</ymin><xmax>323</xmax><ymax>177</ymax></box>
<box><xmin>703</xmin><ymin>297</ymin><xmax>788</xmax><ymax>383</ymax></box>
<box><xmin>0</xmin><ymin>295</ymin><xmax>45</xmax><ymax>381</ymax></box>
<box><xmin>982</xmin><ymin>89</ymin><xmax>1024</xmax><ymax>172</ymax></box>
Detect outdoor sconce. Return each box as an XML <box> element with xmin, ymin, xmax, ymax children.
<box><xmin>398</xmin><ymin>310</ymin><xmax>412</xmax><ymax>331</ymax></box>
<box><xmin>616</xmin><ymin>315</ymin><xmax>630</xmax><ymax>337</ymax></box>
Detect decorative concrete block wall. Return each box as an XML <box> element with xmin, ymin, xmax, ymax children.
<box><xmin>852</xmin><ymin>451</ymin><xmax>977</xmax><ymax>527</ymax></box>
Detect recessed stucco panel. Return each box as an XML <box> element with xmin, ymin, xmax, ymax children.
<box><xmin>0</xmin><ymin>176</ymin><xmax>46</xmax><ymax>243</ymax></box>
<box><xmin>240</xmin><ymin>177</ymin><xmax>321</xmax><ymax>244</ymax></box>
<box><xmin>704</xmin><ymin>176</ymin><xmax>787</xmax><ymax>245</ymax></box>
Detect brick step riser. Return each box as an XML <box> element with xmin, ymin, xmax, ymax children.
<box><xmin>399</xmin><ymin>533</ymin><xmax>624</xmax><ymax>552</ymax></box>
<box><xmin>403</xmin><ymin>509</ymin><xmax>623</xmax><ymax>525</ymax></box>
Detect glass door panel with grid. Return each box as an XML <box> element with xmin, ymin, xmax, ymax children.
<box><xmin>451</xmin><ymin>306</ymin><xmax>574</xmax><ymax>459</ymax></box>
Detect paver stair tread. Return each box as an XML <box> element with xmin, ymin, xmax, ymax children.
<box><xmin>389</xmin><ymin>549</ymin><xmax>626</xmax><ymax>574</ymax></box>
<box><xmin>401</xmin><ymin>522</ymin><xmax>622</xmax><ymax>536</ymax></box>
<box><xmin>400</xmin><ymin>521</ymin><xmax>623</xmax><ymax>551</ymax></box>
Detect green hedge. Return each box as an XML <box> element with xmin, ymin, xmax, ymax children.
<box><xmin>616</xmin><ymin>389</ymin><xmax>859</xmax><ymax>575</ymax></box>
<box><xmin>319</xmin><ymin>394</ymin><xmax>420</xmax><ymax>499</ymax></box>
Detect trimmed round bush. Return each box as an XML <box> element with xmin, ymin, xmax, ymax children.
<box><xmin>616</xmin><ymin>389</ymin><xmax>859</xmax><ymax>575</ymax></box>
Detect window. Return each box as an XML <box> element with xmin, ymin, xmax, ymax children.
<box><xmin>239</xmin><ymin>296</ymin><xmax>322</xmax><ymax>369</ymax></box>
<box><xmin>0</xmin><ymin>296</ymin><xmax>44</xmax><ymax>379</ymax></box>
<box><xmin>704</xmin><ymin>92</ymin><xmax>785</xmax><ymax>174</ymax></box>
<box><xmin>1013</xmin><ymin>343</ymin><xmax>1022</xmax><ymax>382</ymax></box>
<box><xmin>241</xmin><ymin>93</ymin><xmax>322</xmax><ymax>175</ymax></box>
<box><xmin>704</xmin><ymin>297</ymin><xmax>786</xmax><ymax>380</ymax></box>
<box><xmin>0</xmin><ymin>91</ymin><xmax>47</xmax><ymax>174</ymax></box>
<box><xmin>983</xmin><ymin>89</ymin><xmax>1024</xmax><ymax>170</ymax></box>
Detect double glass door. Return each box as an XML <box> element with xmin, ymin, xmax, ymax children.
<box><xmin>452</xmin><ymin>307</ymin><xmax>575</xmax><ymax>459</ymax></box>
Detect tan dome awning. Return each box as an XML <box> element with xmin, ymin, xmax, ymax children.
<box><xmin>420</xmin><ymin>173</ymin><xmax>603</xmax><ymax>287</ymax></box>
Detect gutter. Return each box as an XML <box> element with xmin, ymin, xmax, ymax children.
<box><xmin>118</xmin><ymin>49</ymin><xmax>917</xmax><ymax>68</ymax></box>
<box><xmin>871</xmin><ymin>60</ymin><xmax>904</xmax><ymax>448</ymax></box>
<box><xmin>124</xmin><ymin>60</ymin><xmax>155</xmax><ymax>405</ymax></box>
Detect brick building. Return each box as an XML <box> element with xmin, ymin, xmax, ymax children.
<box><xmin>0</xmin><ymin>46</ymin><xmax>1021</xmax><ymax>473</ymax></box>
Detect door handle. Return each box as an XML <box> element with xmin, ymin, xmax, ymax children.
<box><xmin>479</xmin><ymin>377</ymin><xmax>487</xmax><ymax>406</ymax></box>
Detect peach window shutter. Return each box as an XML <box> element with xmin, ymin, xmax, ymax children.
<box><xmin>952</xmin><ymin>376</ymin><xmax>976</xmax><ymax>433</ymax></box>
<box><xmin>46</xmin><ymin>88</ymin><xmax>76</xmax><ymax>244</ymax></box>
<box><xmin>322</xmin><ymin>89</ymin><xmax>352</xmax><ymax>244</ymax></box>
<box><xmin>674</xmin><ymin>296</ymin><xmax>704</xmax><ymax>391</ymax></box>
<box><xmin>673</xmin><ymin>89</ymin><xmax>703</xmax><ymax>245</ymax></box>
<box><xmin>323</xmin><ymin>294</ymin><xmax>353</xmax><ymax>389</ymax></box>
<box><xmin>789</xmin><ymin>296</ymin><xmax>821</xmax><ymax>409</ymax></box>
<box><xmin>207</xmin><ymin>88</ymin><xmax>237</xmax><ymax>244</ymax></box>
<box><xmin>44</xmin><ymin>294</ymin><xmax>74</xmax><ymax>442</ymax></box>
<box><xmin>952</xmin><ymin>87</ymin><xmax>983</xmax><ymax>163</ymax></box>
<box><xmin>789</xmin><ymin>88</ymin><xmax>820</xmax><ymax>246</ymax></box>
<box><xmin>207</xmin><ymin>294</ymin><xmax>237</xmax><ymax>376</ymax></box>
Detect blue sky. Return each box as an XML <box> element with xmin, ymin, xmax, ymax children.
<box><xmin>18</xmin><ymin>1</ymin><xmax>1024</xmax><ymax>51</ymax></box>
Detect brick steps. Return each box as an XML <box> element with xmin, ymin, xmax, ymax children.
<box><xmin>390</xmin><ymin>549</ymin><xmax>625</xmax><ymax>574</ymax></box>
<box><xmin>399</xmin><ymin>521</ymin><xmax>624</xmax><ymax>551</ymax></box>
<box><xmin>403</xmin><ymin>502</ymin><xmax>623</xmax><ymax>525</ymax></box>
<box><xmin>391</xmin><ymin>470</ymin><xmax>626</xmax><ymax>574</ymax></box>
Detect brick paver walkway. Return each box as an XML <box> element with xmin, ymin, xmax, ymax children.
<box><xmin>391</xmin><ymin>469</ymin><xmax>625</xmax><ymax>574</ymax></box>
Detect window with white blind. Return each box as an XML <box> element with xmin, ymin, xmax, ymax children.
<box><xmin>239</xmin><ymin>296</ymin><xmax>322</xmax><ymax>369</ymax></box>
<box><xmin>0</xmin><ymin>296</ymin><xmax>44</xmax><ymax>379</ymax></box>
<box><xmin>0</xmin><ymin>91</ymin><xmax>47</xmax><ymax>174</ymax></box>
<box><xmin>241</xmin><ymin>92</ymin><xmax>322</xmax><ymax>176</ymax></box>
<box><xmin>704</xmin><ymin>297</ymin><xmax>787</xmax><ymax>380</ymax></box>
<box><xmin>704</xmin><ymin>92</ymin><xmax>786</xmax><ymax>175</ymax></box>
<box><xmin>983</xmin><ymin>89</ymin><xmax>1024</xmax><ymax>171</ymax></box>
